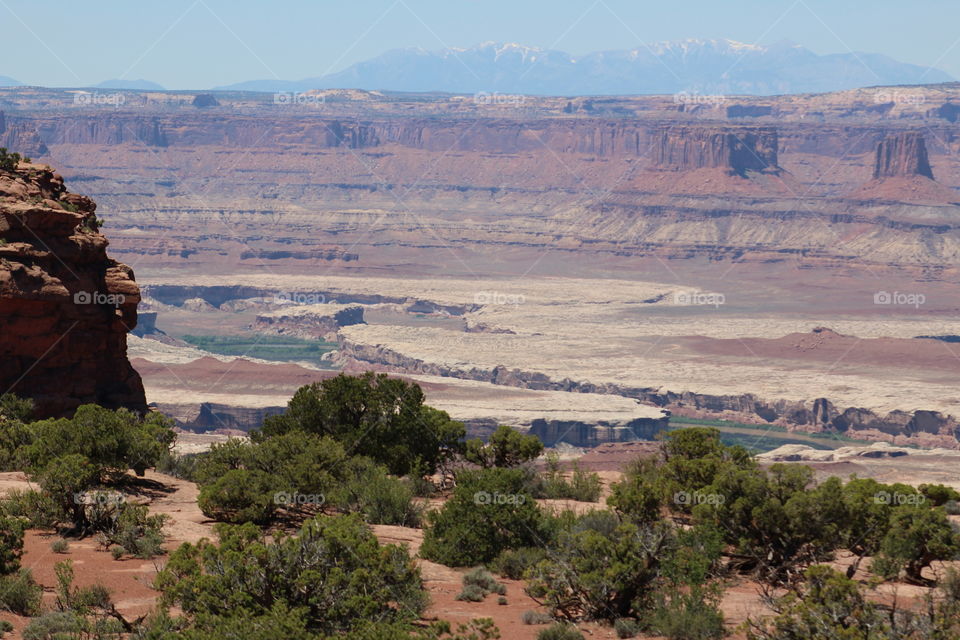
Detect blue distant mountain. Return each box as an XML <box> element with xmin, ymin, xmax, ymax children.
<box><xmin>0</xmin><ymin>76</ymin><xmax>22</xmax><ymax>87</ymax></box>
<box><xmin>95</xmin><ymin>79</ymin><xmax>165</xmax><ymax>90</ymax></box>
<box><xmin>216</xmin><ymin>39</ymin><xmax>953</xmax><ymax>96</ymax></box>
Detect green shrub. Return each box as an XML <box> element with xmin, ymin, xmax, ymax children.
<box><xmin>873</xmin><ymin>506</ymin><xmax>960</xmax><ymax>583</ymax></box>
<box><xmin>104</xmin><ymin>504</ymin><xmax>167</xmax><ymax>558</ymax></box>
<box><xmin>409</xmin><ymin>470</ymin><xmax>436</xmax><ymax>498</ymax></box>
<box><xmin>37</xmin><ymin>454</ymin><xmax>100</xmax><ymax>530</ymax></box>
<box><xmin>53</xmin><ymin>560</ymin><xmax>110</xmax><ymax>614</ymax></box>
<box><xmin>198</xmin><ymin>469</ymin><xmax>277</xmax><ymax>524</ymax></box>
<box><xmin>155</xmin><ymin>452</ymin><xmax>201</xmax><ymax>481</ymax></box>
<box><xmin>51</xmin><ymin>538</ymin><xmax>69</xmax><ymax>553</ymax></box>
<box><xmin>526</xmin><ymin>515</ymin><xmax>671</xmax><ymax>621</ymax></box>
<box><xmin>497</xmin><ymin>596</ymin><xmax>508</xmax><ymax>606</ymax></box>
<box><xmin>194</xmin><ymin>432</ymin><xmax>352</xmax><ymax>525</ymax></box>
<box><xmin>20</xmin><ymin>406</ymin><xmax>175</xmax><ymax>532</ymax></box>
<box><xmin>0</xmin><ymin>568</ymin><xmax>42</xmax><ymax>615</ymax></box>
<box><xmin>69</xmin><ymin>582</ymin><xmax>112</xmax><ymax>612</ymax></box>
<box><xmin>693</xmin><ymin>464</ymin><xmax>849</xmax><ymax>585</ymax></box>
<box><xmin>464</xmin><ymin>425</ymin><xmax>544</xmax><ymax>468</ymax></box>
<box><xmin>455</xmin><ymin>567</ymin><xmax>506</xmax><ymax>603</ymax></box>
<box><xmin>746</xmin><ymin>566</ymin><xmax>891</xmax><ymax>640</ymax></box>
<box><xmin>111</xmin><ymin>546</ymin><xmax>124</xmax><ymax>560</ymax></box>
<box><xmin>24</xmin><ymin>405</ymin><xmax>175</xmax><ymax>480</ymax></box>
<box><xmin>0</xmin><ymin>149</ymin><xmax>24</xmax><ymax>173</ymax></box>
<box><xmin>0</xmin><ymin>620</ymin><xmax>12</xmax><ymax>635</ymax></box>
<box><xmin>564</xmin><ymin>466</ymin><xmax>602</xmax><ymax>502</ymax></box>
<box><xmin>522</xmin><ymin>610</ymin><xmax>554</xmax><ymax>625</ymax></box>
<box><xmin>490</xmin><ymin>547</ymin><xmax>547</xmax><ymax>580</ymax></box>
<box><xmin>133</xmin><ymin>608</ymin><xmax>500</xmax><ymax>639</ymax></box>
<box><xmin>331</xmin><ymin>458</ymin><xmax>423</xmax><ymax>526</ymax></box>
<box><xmin>946</xmin><ymin>500</ymin><xmax>960</xmax><ymax>516</ymax></box>
<box><xmin>0</xmin><ymin>489</ymin><xmax>60</xmax><ymax>529</ymax></box>
<box><xmin>0</xmin><ymin>417</ymin><xmax>33</xmax><ymax>470</ymax></box>
<box><xmin>258</xmin><ymin>372</ymin><xmax>466</xmax><ymax>476</ymax></box>
<box><xmin>0</xmin><ymin>516</ymin><xmax>25</xmax><ymax>576</ymax></box>
<box><xmin>648</xmin><ymin>594</ymin><xmax>725</xmax><ymax>640</ymax></box>
<box><xmin>0</xmin><ymin>394</ymin><xmax>32</xmax><ymax>423</ymax></box>
<box><xmin>919</xmin><ymin>483</ymin><xmax>960</xmax><ymax>506</ymax></box>
<box><xmin>22</xmin><ymin>610</ymin><xmax>123</xmax><ymax>640</ymax></box>
<box><xmin>537</xmin><ymin>623</ymin><xmax>584</xmax><ymax>640</ymax></box>
<box><xmin>22</xmin><ymin>612</ymin><xmax>84</xmax><ymax>640</ymax></box>
<box><xmin>751</xmin><ymin>565</ymin><xmax>960</xmax><ymax>639</ymax></box>
<box><xmin>569</xmin><ymin>509</ymin><xmax>621</xmax><ymax>537</ymax></box>
<box><xmin>537</xmin><ymin>454</ymin><xmax>602</xmax><ymax>502</ymax></box>
<box><xmin>463</xmin><ymin>567</ymin><xmax>502</xmax><ymax>593</ymax></box>
<box><xmin>155</xmin><ymin>514</ymin><xmax>426</xmax><ymax>635</ymax></box>
<box><xmin>614</xmin><ymin>618</ymin><xmax>639</xmax><ymax>638</ymax></box>
<box><xmin>421</xmin><ymin>467</ymin><xmax>548</xmax><ymax>567</ymax></box>
<box><xmin>456</xmin><ymin>584</ymin><xmax>487</xmax><ymax>602</ymax></box>
<box><xmin>244</xmin><ymin>431</ymin><xmax>347</xmax><ymax>502</ymax></box>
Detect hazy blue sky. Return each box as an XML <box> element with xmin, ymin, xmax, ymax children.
<box><xmin>2</xmin><ymin>0</ymin><xmax>957</xmax><ymax>88</ymax></box>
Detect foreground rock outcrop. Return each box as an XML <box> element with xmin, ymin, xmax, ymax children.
<box><xmin>0</xmin><ymin>159</ymin><xmax>146</xmax><ymax>417</ymax></box>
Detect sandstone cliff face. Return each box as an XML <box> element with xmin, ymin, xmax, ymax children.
<box><xmin>191</xmin><ymin>402</ymin><xmax>284</xmax><ymax>431</ymax></box>
<box><xmin>252</xmin><ymin>304</ymin><xmax>365</xmax><ymax>339</ymax></box>
<box><xmin>528</xmin><ymin>418</ymin><xmax>669</xmax><ymax>448</ymax></box>
<box><xmin>651</xmin><ymin>126</ymin><xmax>780</xmax><ymax>175</ymax></box>
<box><xmin>0</xmin><ymin>161</ymin><xmax>146</xmax><ymax>417</ymax></box>
<box><xmin>0</xmin><ymin>113</ymin><xmax>47</xmax><ymax>157</ymax></box>
<box><xmin>873</xmin><ymin>131</ymin><xmax>934</xmax><ymax>179</ymax></box>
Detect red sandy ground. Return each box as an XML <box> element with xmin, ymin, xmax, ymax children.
<box><xmin>0</xmin><ymin>459</ymin><xmax>947</xmax><ymax>639</ymax></box>
<box><xmin>0</xmin><ymin>472</ymin><xmax>627</xmax><ymax>640</ymax></box>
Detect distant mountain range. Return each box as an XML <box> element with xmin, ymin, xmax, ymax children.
<box><xmin>216</xmin><ymin>39</ymin><xmax>953</xmax><ymax>96</ymax></box>
<box><xmin>0</xmin><ymin>77</ymin><xmax>165</xmax><ymax>90</ymax></box>
<box><xmin>95</xmin><ymin>79</ymin><xmax>165</xmax><ymax>90</ymax></box>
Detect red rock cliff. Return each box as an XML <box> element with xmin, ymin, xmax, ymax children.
<box><xmin>873</xmin><ymin>131</ymin><xmax>934</xmax><ymax>179</ymax></box>
<box><xmin>651</xmin><ymin>126</ymin><xmax>780</xmax><ymax>176</ymax></box>
<box><xmin>0</xmin><ymin>158</ymin><xmax>146</xmax><ymax>417</ymax></box>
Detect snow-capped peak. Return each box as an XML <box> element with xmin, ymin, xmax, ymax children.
<box><xmin>647</xmin><ymin>38</ymin><xmax>768</xmax><ymax>56</ymax></box>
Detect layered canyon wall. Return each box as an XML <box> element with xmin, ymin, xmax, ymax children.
<box><xmin>335</xmin><ymin>336</ymin><xmax>960</xmax><ymax>445</ymax></box>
